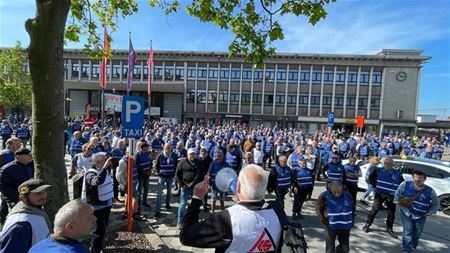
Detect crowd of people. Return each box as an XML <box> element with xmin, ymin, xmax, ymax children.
<box><xmin>0</xmin><ymin>117</ymin><xmax>448</xmax><ymax>253</ymax></box>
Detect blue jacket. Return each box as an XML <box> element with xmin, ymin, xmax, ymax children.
<box><xmin>0</xmin><ymin>221</ymin><xmax>32</xmax><ymax>253</ymax></box>
<box><xmin>0</xmin><ymin>161</ymin><xmax>34</xmax><ymax>202</ymax></box>
<box><xmin>29</xmin><ymin>236</ymin><xmax>89</xmax><ymax>253</ymax></box>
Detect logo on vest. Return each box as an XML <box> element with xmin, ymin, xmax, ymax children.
<box><xmin>248</xmin><ymin>227</ymin><xmax>276</xmax><ymax>252</ymax></box>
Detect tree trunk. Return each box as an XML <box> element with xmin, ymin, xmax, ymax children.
<box><xmin>26</xmin><ymin>0</ymin><xmax>71</xmax><ymax>224</ymax></box>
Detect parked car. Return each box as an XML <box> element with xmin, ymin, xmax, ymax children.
<box><xmin>342</xmin><ymin>156</ymin><xmax>450</xmax><ymax>216</ymax></box>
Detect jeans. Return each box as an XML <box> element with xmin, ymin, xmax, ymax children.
<box><xmin>177</xmin><ymin>187</ymin><xmax>193</xmax><ymax>223</ymax></box>
<box><xmin>91</xmin><ymin>206</ymin><xmax>112</xmax><ymax>253</ymax></box>
<box><xmin>324</xmin><ymin>226</ymin><xmax>350</xmax><ymax>253</ymax></box>
<box><xmin>400</xmin><ymin>211</ymin><xmax>426</xmax><ymax>253</ymax></box>
<box><xmin>155</xmin><ymin>176</ymin><xmax>174</xmax><ymax>213</ymax></box>
<box><xmin>366</xmin><ymin>192</ymin><xmax>396</xmax><ymax>229</ymax></box>
<box><xmin>137</xmin><ymin>176</ymin><xmax>150</xmax><ymax>206</ymax></box>
<box><xmin>362</xmin><ymin>184</ymin><xmax>373</xmax><ymax>200</ymax></box>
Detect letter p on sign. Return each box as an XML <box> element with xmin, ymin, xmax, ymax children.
<box><xmin>121</xmin><ymin>96</ymin><xmax>144</xmax><ymax>138</ymax></box>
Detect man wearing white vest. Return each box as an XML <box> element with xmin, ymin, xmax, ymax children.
<box><xmin>84</xmin><ymin>152</ymin><xmax>114</xmax><ymax>253</ymax></box>
<box><xmin>180</xmin><ymin>164</ymin><xmax>285</xmax><ymax>253</ymax></box>
<box><xmin>0</xmin><ymin>179</ymin><xmax>51</xmax><ymax>253</ymax></box>
<box><xmin>69</xmin><ymin>142</ymin><xmax>94</xmax><ymax>199</ymax></box>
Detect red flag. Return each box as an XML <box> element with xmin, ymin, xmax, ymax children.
<box><xmin>99</xmin><ymin>26</ymin><xmax>110</xmax><ymax>89</ymax></box>
<box><xmin>147</xmin><ymin>46</ymin><xmax>154</xmax><ymax>95</ymax></box>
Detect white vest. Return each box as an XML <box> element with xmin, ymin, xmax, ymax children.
<box><xmin>1</xmin><ymin>212</ymin><xmax>49</xmax><ymax>246</ymax></box>
<box><xmin>76</xmin><ymin>153</ymin><xmax>93</xmax><ymax>172</ymax></box>
<box><xmin>81</xmin><ymin>168</ymin><xmax>114</xmax><ymax>202</ymax></box>
<box><xmin>226</xmin><ymin>204</ymin><xmax>282</xmax><ymax>253</ymax></box>
<box><xmin>253</xmin><ymin>149</ymin><xmax>264</xmax><ymax>164</ymax></box>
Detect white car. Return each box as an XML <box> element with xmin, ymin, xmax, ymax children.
<box><xmin>342</xmin><ymin>156</ymin><xmax>450</xmax><ymax>216</ymax></box>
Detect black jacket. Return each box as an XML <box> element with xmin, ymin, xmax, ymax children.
<box><xmin>0</xmin><ymin>161</ymin><xmax>34</xmax><ymax>202</ymax></box>
<box><xmin>175</xmin><ymin>158</ymin><xmax>202</xmax><ymax>188</ymax></box>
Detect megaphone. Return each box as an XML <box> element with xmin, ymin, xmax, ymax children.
<box><xmin>215</xmin><ymin>167</ymin><xmax>237</xmax><ymax>194</ymax></box>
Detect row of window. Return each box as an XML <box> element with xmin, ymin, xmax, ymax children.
<box><xmin>65</xmin><ymin>61</ymin><xmax>382</xmax><ymax>85</ymax></box>
<box><xmin>186</xmin><ymin>91</ymin><xmax>380</xmax><ymax>107</ymax></box>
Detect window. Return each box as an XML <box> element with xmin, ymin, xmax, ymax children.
<box><xmin>241</xmin><ymin>94</ymin><xmax>251</xmax><ymax>104</ymax></box>
<box><xmin>300</xmin><ymin>70</ymin><xmax>310</xmax><ymax>83</ymax></box>
<box><xmin>219</xmin><ymin>91</ymin><xmax>228</xmax><ymax>103</ymax></box>
<box><xmin>288</xmin><ymin>70</ymin><xmax>298</xmax><ymax>83</ymax></box>
<box><xmin>71</xmin><ymin>62</ymin><xmax>80</xmax><ymax>78</ymax></box>
<box><xmin>207</xmin><ymin>91</ymin><xmax>217</xmax><ymax>104</ymax></box>
<box><xmin>231</xmin><ymin>68</ymin><xmax>241</xmax><ymax>80</ymax></box>
<box><xmin>371</xmin><ymin>97</ymin><xmax>380</xmax><ymax>108</ymax></box>
<box><xmin>122</xmin><ymin>65</ymin><xmax>128</xmax><ymax>78</ymax></box>
<box><xmin>277</xmin><ymin>70</ymin><xmax>286</xmax><ymax>81</ymax></box>
<box><xmin>220</xmin><ymin>69</ymin><xmax>229</xmax><ymax>80</ymax></box>
<box><xmin>360</xmin><ymin>72</ymin><xmax>369</xmax><ymax>85</ymax></box>
<box><xmin>91</xmin><ymin>63</ymin><xmax>100</xmax><ymax>79</ymax></box>
<box><xmin>253</xmin><ymin>94</ymin><xmax>262</xmax><ymax>103</ymax></box>
<box><xmin>275</xmin><ymin>95</ymin><xmax>285</xmax><ymax>105</ymax></box>
<box><xmin>324</xmin><ymin>71</ymin><xmax>333</xmax><ymax>84</ymax></box>
<box><xmin>299</xmin><ymin>95</ymin><xmax>309</xmax><ymax>105</ymax></box>
<box><xmin>372</xmin><ymin>71</ymin><xmax>382</xmax><ymax>85</ymax></box>
<box><xmin>401</xmin><ymin>162</ymin><xmax>439</xmax><ymax>178</ymax></box>
<box><xmin>335</xmin><ymin>97</ymin><xmax>344</xmax><ymax>106</ymax></box>
<box><xmin>264</xmin><ymin>95</ymin><xmax>274</xmax><ymax>104</ymax></box>
<box><xmin>312</xmin><ymin>70</ymin><xmax>321</xmax><ymax>82</ymax></box>
<box><xmin>111</xmin><ymin>63</ymin><xmax>120</xmax><ymax>79</ymax></box>
<box><xmin>242</xmin><ymin>69</ymin><xmax>252</xmax><ymax>80</ymax></box>
<box><xmin>198</xmin><ymin>68</ymin><xmax>207</xmax><ymax>79</ymax></box>
<box><xmin>359</xmin><ymin>97</ymin><xmax>368</xmax><ymax>107</ymax></box>
<box><xmin>265</xmin><ymin>69</ymin><xmax>275</xmax><ymax>81</ymax></box>
<box><xmin>254</xmin><ymin>70</ymin><xmax>263</xmax><ymax>80</ymax></box>
<box><xmin>143</xmin><ymin>65</ymin><xmax>149</xmax><ymax>79</ymax></box>
<box><xmin>347</xmin><ymin>97</ymin><xmax>355</xmax><ymax>106</ymax></box>
<box><xmin>81</xmin><ymin>64</ymin><xmax>89</xmax><ymax>78</ymax></box>
<box><xmin>133</xmin><ymin>65</ymin><xmax>141</xmax><ymax>79</ymax></box>
<box><xmin>230</xmin><ymin>93</ymin><xmax>240</xmax><ymax>102</ymax></box>
<box><xmin>186</xmin><ymin>90</ymin><xmax>195</xmax><ymax>103</ymax></box>
<box><xmin>196</xmin><ymin>90</ymin><xmax>206</xmax><ymax>103</ymax></box>
<box><xmin>209</xmin><ymin>68</ymin><xmax>218</xmax><ymax>79</ymax></box>
<box><xmin>348</xmin><ymin>71</ymin><xmax>357</xmax><ymax>85</ymax></box>
<box><xmin>311</xmin><ymin>96</ymin><xmax>320</xmax><ymax>105</ymax></box>
<box><xmin>175</xmin><ymin>67</ymin><xmax>184</xmax><ymax>80</ymax></box>
<box><xmin>154</xmin><ymin>66</ymin><xmax>163</xmax><ymax>80</ymax></box>
<box><xmin>287</xmin><ymin>95</ymin><xmax>296</xmax><ymax>105</ymax></box>
<box><xmin>187</xmin><ymin>67</ymin><xmax>196</xmax><ymax>79</ymax></box>
<box><xmin>323</xmin><ymin>96</ymin><xmax>332</xmax><ymax>106</ymax></box>
<box><xmin>336</xmin><ymin>71</ymin><xmax>345</xmax><ymax>84</ymax></box>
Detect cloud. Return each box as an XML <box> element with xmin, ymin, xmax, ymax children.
<box><xmin>275</xmin><ymin>0</ymin><xmax>450</xmax><ymax>54</ymax></box>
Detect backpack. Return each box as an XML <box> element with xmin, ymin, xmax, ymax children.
<box><xmin>266</xmin><ymin>200</ymin><xmax>308</xmax><ymax>253</ymax></box>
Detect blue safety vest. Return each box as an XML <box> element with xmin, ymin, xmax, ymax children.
<box><xmin>339</xmin><ymin>142</ymin><xmax>349</xmax><ymax>153</ymax></box>
<box><xmin>375</xmin><ymin>167</ymin><xmax>401</xmax><ymax>195</ymax></box>
<box><xmin>201</xmin><ymin>140</ymin><xmax>215</xmax><ymax>153</ymax></box>
<box><xmin>70</xmin><ymin>138</ymin><xmax>83</xmax><ymax>154</ymax></box>
<box><xmin>359</xmin><ymin>145</ymin><xmax>369</xmax><ymax>156</ymax></box>
<box><xmin>152</xmin><ymin>138</ymin><xmax>164</xmax><ymax>151</ymax></box>
<box><xmin>275</xmin><ymin>165</ymin><xmax>291</xmax><ymax>190</ymax></box>
<box><xmin>403</xmin><ymin>181</ymin><xmax>433</xmax><ymax>216</ymax></box>
<box><xmin>264</xmin><ymin>140</ymin><xmax>274</xmax><ymax>154</ymax></box>
<box><xmin>294</xmin><ymin>167</ymin><xmax>313</xmax><ymax>188</ymax></box>
<box><xmin>209</xmin><ymin>160</ymin><xmax>230</xmax><ymax>189</ymax></box>
<box><xmin>121</xmin><ymin>156</ymin><xmax>138</xmax><ymax>184</ymax></box>
<box><xmin>327</xmin><ymin>163</ymin><xmax>345</xmax><ymax>182</ymax></box>
<box><xmin>324</xmin><ymin>191</ymin><xmax>353</xmax><ymax>231</ymax></box>
<box><xmin>289</xmin><ymin>153</ymin><xmax>302</xmax><ymax>169</ymax></box>
<box><xmin>111</xmin><ymin>147</ymin><xmax>125</xmax><ymax>158</ymax></box>
<box><xmin>0</xmin><ymin>149</ymin><xmax>14</xmax><ymax>167</ymax></box>
<box><xmin>16</xmin><ymin>128</ymin><xmax>30</xmax><ymax>139</ymax></box>
<box><xmin>344</xmin><ymin>164</ymin><xmax>360</xmax><ymax>185</ymax></box>
<box><xmin>158</xmin><ymin>152</ymin><xmax>177</xmax><ymax>177</ymax></box>
<box><xmin>225</xmin><ymin>151</ymin><xmax>238</xmax><ymax>170</ymax></box>
<box><xmin>378</xmin><ymin>148</ymin><xmax>388</xmax><ymax>158</ymax></box>
<box><xmin>1</xmin><ymin>125</ymin><xmax>12</xmax><ymax>136</ymax></box>
<box><xmin>136</xmin><ymin>151</ymin><xmax>152</xmax><ymax>173</ymax></box>
<box><xmin>211</xmin><ymin>145</ymin><xmax>226</xmax><ymax>160</ymax></box>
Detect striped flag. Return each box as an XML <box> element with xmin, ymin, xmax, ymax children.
<box><xmin>127</xmin><ymin>36</ymin><xmax>136</xmax><ymax>94</ymax></box>
<box><xmin>99</xmin><ymin>26</ymin><xmax>110</xmax><ymax>89</ymax></box>
<box><xmin>147</xmin><ymin>46</ymin><xmax>154</xmax><ymax>95</ymax></box>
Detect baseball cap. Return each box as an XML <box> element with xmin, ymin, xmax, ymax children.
<box><xmin>15</xmin><ymin>148</ymin><xmax>32</xmax><ymax>156</ymax></box>
<box><xmin>187</xmin><ymin>148</ymin><xmax>196</xmax><ymax>154</ymax></box>
<box><xmin>141</xmin><ymin>141</ymin><xmax>150</xmax><ymax>147</ymax></box>
<box><xmin>18</xmin><ymin>179</ymin><xmax>51</xmax><ymax>195</ymax></box>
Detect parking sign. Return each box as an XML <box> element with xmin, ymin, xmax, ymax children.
<box><xmin>121</xmin><ymin>96</ymin><xmax>144</xmax><ymax>138</ymax></box>
<box><xmin>327</xmin><ymin>112</ymin><xmax>335</xmax><ymax>127</ymax></box>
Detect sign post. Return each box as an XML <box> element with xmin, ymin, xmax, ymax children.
<box><xmin>327</xmin><ymin>112</ymin><xmax>335</xmax><ymax>136</ymax></box>
<box><xmin>121</xmin><ymin>96</ymin><xmax>144</xmax><ymax>232</ymax></box>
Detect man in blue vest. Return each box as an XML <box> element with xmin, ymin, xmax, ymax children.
<box><xmin>0</xmin><ymin>120</ymin><xmax>13</xmax><ymax>150</ymax></box>
<box><xmin>274</xmin><ymin>156</ymin><xmax>292</xmax><ymax>209</ymax></box>
<box><xmin>154</xmin><ymin>143</ymin><xmax>178</xmax><ymax>218</ymax></box>
<box><xmin>135</xmin><ymin>141</ymin><xmax>152</xmax><ymax>210</ymax></box>
<box><xmin>16</xmin><ymin>124</ymin><xmax>31</xmax><ymax>148</ymax></box>
<box><xmin>394</xmin><ymin>170</ymin><xmax>439</xmax><ymax>253</ymax></box>
<box><xmin>316</xmin><ymin>180</ymin><xmax>354</xmax><ymax>253</ymax></box>
<box><xmin>357</xmin><ymin>139</ymin><xmax>370</xmax><ymax>161</ymax></box>
<box><xmin>363</xmin><ymin>156</ymin><xmax>403</xmax><ymax>238</ymax></box>
<box><xmin>292</xmin><ymin>159</ymin><xmax>314</xmax><ymax>219</ymax></box>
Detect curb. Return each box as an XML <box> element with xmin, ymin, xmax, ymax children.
<box><xmin>137</xmin><ymin>219</ymin><xmax>172</xmax><ymax>253</ymax></box>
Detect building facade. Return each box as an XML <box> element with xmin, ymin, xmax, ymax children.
<box><xmin>63</xmin><ymin>49</ymin><xmax>429</xmax><ymax>135</ymax></box>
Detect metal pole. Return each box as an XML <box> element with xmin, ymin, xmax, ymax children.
<box><xmin>127</xmin><ymin>138</ymin><xmax>135</xmax><ymax>232</ymax></box>
<box><xmin>101</xmin><ymin>88</ymin><xmax>105</xmax><ymax>127</ymax></box>
<box><xmin>148</xmin><ymin>40</ymin><xmax>152</xmax><ymax>122</ymax></box>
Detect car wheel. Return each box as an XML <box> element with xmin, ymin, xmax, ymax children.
<box><xmin>439</xmin><ymin>194</ymin><xmax>450</xmax><ymax>216</ymax></box>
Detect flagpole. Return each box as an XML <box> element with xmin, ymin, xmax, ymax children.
<box><xmin>127</xmin><ymin>32</ymin><xmax>131</xmax><ymax>96</ymax></box>
<box><xmin>101</xmin><ymin>88</ymin><xmax>105</xmax><ymax>127</ymax></box>
<box><xmin>148</xmin><ymin>40</ymin><xmax>152</xmax><ymax>121</ymax></box>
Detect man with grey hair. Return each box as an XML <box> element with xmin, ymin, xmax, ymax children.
<box><xmin>180</xmin><ymin>164</ymin><xmax>286</xmax><ymax>252</ymax></box>
<box><xmin>29</xmin><ymin>199</ymin><xmax>97</xmax><ymax>253</ymax></box>
<box><xmin>84</xmin><ymin>152</ymin><xmax>114</xmax><ymax>253</ymax></box>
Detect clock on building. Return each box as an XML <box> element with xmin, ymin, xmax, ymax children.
<box><xmin>396</xmin><ymin>71</ymin><xmax>407</xmax><ymax>82</ymax></box>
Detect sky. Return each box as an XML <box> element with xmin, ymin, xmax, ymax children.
<box><xmin>1</xmin><ymin>0</ymin><xmax>449</xmax><ymax>118</ymax></box>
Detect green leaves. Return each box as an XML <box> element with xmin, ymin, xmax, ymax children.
<box><xmin>0</xmin><ymin>42</ymin><xmax>32</xmax><ymax>114</ymax></box>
